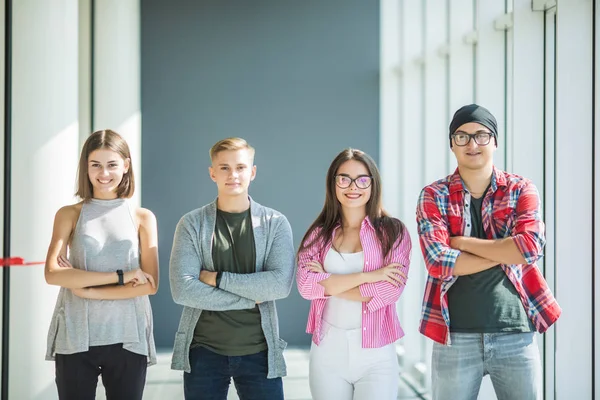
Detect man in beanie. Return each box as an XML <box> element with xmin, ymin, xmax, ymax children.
<box><xmin>415</xmin><ymin>104</ymin><xmax>560</xmax><ymax>399</ymax></box>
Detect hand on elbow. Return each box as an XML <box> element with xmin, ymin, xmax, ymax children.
<box><xmin>364</xmin><ymin>264</ymin><xmax>407</xmax><ymax>287</ymax></box>
<box><xmin>127</xmin><ymin>269</ymin><xmax>157</xmax><ymax>289</ymax></box>
<box><xmin>45</xmin><ymin>255</ymin><xmax>75</xmax><ymax>286</ymax></box>
<box><xmin>144</xmin><ymin>283</ymin><xmax>159</xmax><ymax>295</ymax></box>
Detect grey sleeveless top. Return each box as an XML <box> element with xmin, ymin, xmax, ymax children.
<box><xmin>46</xmin><ymin>198</ymin><xmax>157</xmax><ymax>365</ymax></box>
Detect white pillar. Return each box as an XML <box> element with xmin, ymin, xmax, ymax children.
<box><xmin>10</xmin><ymin>0</ymin><xmax>79</xmax><ymax>398</ymax></box>
<box><xmin>93</xmin><ymin>0</ymin><xmax>141</xmax><ymax>207</ymax></box>
<box><xmin>0</xmin><ymin>0</ymin><xmax>5</xmax><ymax>394</ymax></box>
<box><xmin>509</xmin><ymin>2</ymin><xmax>553</xmax><ymax>397</ymax></box>
<box><xmin>79</xmin><ymin>0</ymin><xmax>92</xmax><ymax>144</ymax></box>
<box><xmin>379</xmin><ymin>0</ymin><xmax>401</xmax><ymax>219</ymax></box>
<box><xmin>542</xmin><ymin>8</ymin><xmax>557</xmax><ymax>398</ymax></box>
<box><xmin>510</xmin><ymin>2</ymin><xmax>544</xmax><ymax>188</ymax></box>
<box><xmin>554</xmin><ymin>0</ymin><xmax>593</xmax><ymax>398</ymax></box>
<box><xmin>475</xmin><ymin>0</ymin><xmax>507</xmax><ymax>171</ymax></box>
<box><xmin>595</xmin><ymin>0</ymin><xmax>600</xmax><ymax>393</ymax></box>
<box><xmin>398</xmin><ymin>0</ymin><xmax>429</xmax><ymax>388</ymax></box>
<box><xmin>448</xmin><ymin>0</ymin><xmax>475</xmax><ymax>173</ymax></box>
<box><xmin>424</xmin><ymin>0</ymin><xmax>449</xmax><ymax>184</ymax></box>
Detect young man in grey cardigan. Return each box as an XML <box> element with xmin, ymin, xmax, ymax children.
<box><xmin>169</xmin><ymin>138</ymin><xmax>295</xmax><ymax>400</ymax></box>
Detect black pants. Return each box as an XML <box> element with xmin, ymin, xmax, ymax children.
<box><xmin>55</xmin><ymin>343</ymin><xmax>147</xmax><ymax>400</ymax></box>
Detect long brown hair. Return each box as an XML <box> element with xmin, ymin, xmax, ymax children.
<box><xmin>75</xmin><ymin>129</ymin><xmax>135</xmax><ymax>200</ymax></box>
<box><xmin>299</xmin><ymin>148</ymin><xmax>405</xmax><ymax>259</ymax></box>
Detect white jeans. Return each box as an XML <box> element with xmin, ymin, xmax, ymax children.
<box><xmin>309</xmin><ymin>322</ymin><xmax>399</xmax><ymax>400</ymax></box>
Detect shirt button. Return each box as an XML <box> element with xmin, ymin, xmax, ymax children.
<box><xmin>363</xmin><ymin>327</ymin><xmax>367</xmax><ymax>331</ymax></box>
<box><xmin>467</xmin><ymin>224</ymin><xmax>470</xmax><ymax>227</ymax></box>
<box><xmin>363</xmin><ymin>310</ymin><xmax>367</xmax><ymax>314</ymax></box>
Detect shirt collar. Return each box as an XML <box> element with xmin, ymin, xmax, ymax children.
<box><xmin>449</xmin><ymin>166</ymin><xmax>506</xmax><ymax>194</ymax></box>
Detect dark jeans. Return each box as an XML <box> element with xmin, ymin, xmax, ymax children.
<box><xmin>55</xmin><ymin>343</ymin><xmax>147</xmax><ymax>400</ymax></box>
<box><xmin>184</xmin><ymin>346</ymin><xmax>284</xmax><ymax>400</ymax></box>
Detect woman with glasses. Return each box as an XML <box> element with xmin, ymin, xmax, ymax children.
<box><xmin>296</xmin><ymin>148</ymin><xmax>412</xmax><ymax>400</ymax></box>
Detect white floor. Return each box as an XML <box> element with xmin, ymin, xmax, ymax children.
<box><xmin>96</xmin><ymin>348</ymin><xmax>423</xmax><ymax>400</ymax></box>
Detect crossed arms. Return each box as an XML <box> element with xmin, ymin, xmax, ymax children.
<box><xmin>169</xmin><ymin>214</ymin><xmax>295</xmax><ymax>311</ymax></box>
<box><xmin>44</xmin><ymin>205</ymin><xmax>159</xmax><ymax>300</ymax></box>
<box><xmin>296</xmin><ymin>228</ymin><xmax>412</xmax><ymax>313</ymax></box>
<box><xmin>416</xmin><ymin>181</ymin><xmax>546</xmax><ymax>279</ymax></box>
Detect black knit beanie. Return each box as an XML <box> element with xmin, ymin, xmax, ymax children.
<box><xmin>448</xmin><ymin>104</ymin><xmax>498</xmax><ymax>147</ymax></box>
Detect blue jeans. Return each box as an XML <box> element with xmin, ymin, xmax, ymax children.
<box><xmin>184</xmin><ymin>346</ymin><xmax>283</xmax><ymax>400</ymax></box>
<box><xmin>432</xmin><ymin>332</ymin><xmax>542</xmax><ymax>400</ymax></box>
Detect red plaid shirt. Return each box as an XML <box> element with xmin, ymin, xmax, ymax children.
<box><xmin>416</xmin><ymin>167</ymin><xmax>561</xmax><ymax>344</ymax></box>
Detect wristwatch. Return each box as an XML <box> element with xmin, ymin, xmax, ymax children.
<box><xmin>116</xmin><ymin>269</ymin><xmax>124</xmax><ymax>286</ymax></box>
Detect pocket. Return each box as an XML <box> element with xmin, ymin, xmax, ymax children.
<box><xmin>446</xmin><ymin>215</ymin><xmax>463</xmax><ymax>236</ymax></box>
<box><xmin>493</xmin><ymin>207</ymin><xmax>516</xmax><ymax>236</ymax></box>
<box><xmin>272</xmin><ymin>337</ymin><xmax>288</xmax><ymax>375</ymax></box>
<box><xmin>318</xmin><ymin>321</ymin><xmax>333</xmax><ymax>344</ymax></box>
<box><xmin>172</xmin><ymin>332</ymin><xmax>189</xmax><ymax>364</ymax></box>
<box><xmin>277</xmin><ymin>338</ymin><xmax>288</xmax><ymax>350</ymax></box>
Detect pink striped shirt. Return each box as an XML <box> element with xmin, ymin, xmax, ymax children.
<box><xmin>296</xmin><ymin>217</ymin><xmax>412</xmax><ymax>348</ymax></box>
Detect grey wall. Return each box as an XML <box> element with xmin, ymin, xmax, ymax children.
<box><xmin>141</xmin><ymin>0</ymin><xmax>380</xmax><ymax>348</ymax></box>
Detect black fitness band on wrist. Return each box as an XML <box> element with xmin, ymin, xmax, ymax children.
<box><xmin>117</xmin><ymin>269</ymin><xmax>124</xmax><ymax>286</ymax></box>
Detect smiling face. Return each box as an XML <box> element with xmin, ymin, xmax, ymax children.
<box><xmin>334</xmin><ymin>159</ymin><xmax>372</xmax><ymax>212</ymax></box>
<box><xmin>450</xmin><ymin>122</ymin><xmax>496</xmax><ymax>171</ymax></box>
<box><xmin>209</xmin><ymin>149</ymin><xmax>256</xmax><ymax>198</ymax></box>
<box><xmin>87</xmin><ymin>149</ymin><xmax>130</xmax><ymax>199</ymax></box>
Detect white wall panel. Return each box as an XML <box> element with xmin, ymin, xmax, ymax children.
<box><xmin>554</xmin><ymin>0</ymin><xmax>593</xmax><ymax>398</ymax></box>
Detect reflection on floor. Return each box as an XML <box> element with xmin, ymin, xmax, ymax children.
<box><xmin>96</xmin><ymin>348</ymin><xmax>426</xmax><ymax>400</ymax></box>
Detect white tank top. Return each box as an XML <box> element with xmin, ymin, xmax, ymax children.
<box><xmin>322</xmin><ymin>248</ymin><xmax>364</xmax><ymax>329</ymax></box>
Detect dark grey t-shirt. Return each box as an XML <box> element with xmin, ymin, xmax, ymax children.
<box><xmin>191</xmin><ymin>209</ymin><xmax>267</xmax><ymax>355</ymax></box>
<box><xmin>447</xmin><ymin>191</ymin><xmax>534</xmax><ymax>333</ymax></box>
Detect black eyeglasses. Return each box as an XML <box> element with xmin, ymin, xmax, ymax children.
<box><xmin>451</xmin><ymin>131</ymin><xmax>494</xmax><ymax>146</ymax></box>
<box><xmin>335</xmin><ymin>175</ymin><xmax>373</xmax><ymax>189</ymax></box>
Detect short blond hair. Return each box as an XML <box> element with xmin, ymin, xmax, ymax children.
<box><xmin>209</xmin><ymin>137</ymin><xmax>255</xmax><ymax>161</ymax></box>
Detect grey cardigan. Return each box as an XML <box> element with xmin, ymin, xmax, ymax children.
<box><xmin>169</xmin><ymin>198</ymin><xmax>295</xmax><ymax>378</ymax></box>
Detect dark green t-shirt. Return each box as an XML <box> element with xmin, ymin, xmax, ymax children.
<box><xmin>447</xmin><ymin>191</ymin><xmax>534</xmax><ymax>333</ymax></box>
<box><xmin>191</xmin><ymin>208</ymin><xmax>267</xmax><ymax>356</ymax></box>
